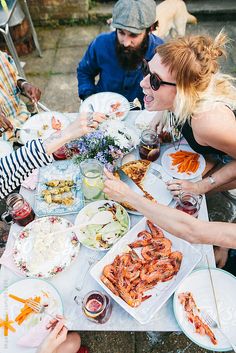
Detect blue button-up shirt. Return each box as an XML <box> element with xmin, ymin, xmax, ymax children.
<box><xmin>77</xmin><ymin>31</ymin><xmax>163</xmax><ymax>105</ymax></box>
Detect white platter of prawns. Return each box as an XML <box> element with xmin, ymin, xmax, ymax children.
<box><xmin>91</xmin><ymin>217</ymin><xmax>202</xmax><ymax>324</ymax></box>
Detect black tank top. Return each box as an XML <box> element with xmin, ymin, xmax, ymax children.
<box><xmin>181</xmin><ymin>119</ymin><xmax>226</xmax><ymax>156</ymax></box>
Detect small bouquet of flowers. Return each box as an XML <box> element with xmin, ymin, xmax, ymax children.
<box><xmin>70</xmin><ymin>121</ymin><xmax>140</xmax><ymax>171</ymax></box>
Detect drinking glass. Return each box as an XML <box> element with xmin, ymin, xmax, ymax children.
<box><xmin>1</xmin><ymin>193</ymin><xmax>35</xmax><ymax>226</ymax></box>
<box><xmin>80</xmin><ymin>159</ymin><xmax>104</xmax><ymax>202</ymax></box>
<box><xmin>139</xmin><ymin>129</ymin><xmax>160</xmax><ymax>162</ymax></box>
<box><xmin>175</xmin><ymin>192</ymin><xmax>202</xmax><ymax>218</ymax></box>
<box><xmin>82</xmin><ymin>290</ymin><xmax>112</xmax><ymax>324</ymax></box>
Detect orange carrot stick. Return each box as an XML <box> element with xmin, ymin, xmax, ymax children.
<box><xmin>9</xmin><ymin>294</ymin><xmax>26</xmax><ymax>304</ymax></box>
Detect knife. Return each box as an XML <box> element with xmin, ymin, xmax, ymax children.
<box><xmin>206</xmin><ymin>254</ymin><xmax>221</xmax><ymax>327</ymax></box>
<box><xmin>117</xmin><ymin>169</ymin><xmax>145</xmax><ymax>196</ymax></box>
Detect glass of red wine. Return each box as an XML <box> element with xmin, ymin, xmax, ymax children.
<box><xmin>82</xmin><ymin>290</ymin><xmax>112</xmax><ymax>324</ymax></box>
<box><xmin>175</xmin><ymin>192</ymin><xmax>202</xmax><ymax>218</ymax></box>
<box><xmin>1</xmin><ymin>193</ymin><xmax>35</xmax><ymax>226</ymax></box>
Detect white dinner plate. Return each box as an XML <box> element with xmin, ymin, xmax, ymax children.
<box><xmin>91</xmin><ymin>217</ymin><xmax>202</xmax><ymax>324</ymax></box>
<box><xmin>74</xmin><ymin>200</ymin><xmax>130</xmax><ymax>251</ymax></box>
<box><xmin>79</xmin><ymin>92</ymin><xmax>130</xmax><ymax>120</ymax></box>
<box><xmin>173</xmin><ymin>268</ymin><xmax>236</xmax><ymax>351</ymax></box>
<box><xmin>13</xmin><ymin>216</ymin><xmax>80</xmax><ymax>278</ymax></box>
<box><xmin>161</xmin><ymin>145</ymin><xmax>206</xmax><ymax>180</ymax></box>
<box><xmin>20</xmin><ymin>111</ymin><xmax>70</xmax><ymax>144</ymax></box>
<box><xmin>0</xmin><ymin>140</ymin><xmax>14</xmax><ymax>158</ymax></box>
<box><xmin>0</xmin><ymin>278</ymin><xmax>63</xmax><ymax>349</ymax></box>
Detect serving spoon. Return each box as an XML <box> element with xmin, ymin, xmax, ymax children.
<box><xmin>43</xmin><ymin>210</ymin><xmax>114</xmax><ymax>239</ymax></box>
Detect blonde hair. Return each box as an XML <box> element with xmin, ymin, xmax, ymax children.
<box><xmin>156</xmin><ymin>31</ymin><xmax>236</xmax><ymax>123</ymax></box>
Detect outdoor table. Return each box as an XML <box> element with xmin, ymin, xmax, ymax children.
<box><xmin>0</xmin><ymin>111</ymin><xmax>215</xmax><ymax>352</ymax></box>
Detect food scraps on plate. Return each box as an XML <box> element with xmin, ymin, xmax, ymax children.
<box><xmin>178</xmin><ymin>292</ymin><xmax>217</xmax><ymax>345</ymax></box>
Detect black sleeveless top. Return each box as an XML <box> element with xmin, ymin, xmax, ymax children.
<box><xmin>181</xmin><ymin>119</ymin><xmax>226</xmax><ymax>156</ymax></box>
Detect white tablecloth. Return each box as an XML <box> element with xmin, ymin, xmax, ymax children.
<box><xmin>0</xmin><ymin>112</ymin><xmax>215</xmax><ymax>352</ymax></box>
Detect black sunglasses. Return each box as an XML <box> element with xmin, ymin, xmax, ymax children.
<box><xmin>142</xmin><ymin>59</ymin><xmax>176</xmax><ymax>91</ymax></box>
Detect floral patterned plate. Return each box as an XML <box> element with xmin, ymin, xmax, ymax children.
<box><xmin>13</xmin><ymin>216</ymin><xmax>80</xmax><ymax>278</ymax></box>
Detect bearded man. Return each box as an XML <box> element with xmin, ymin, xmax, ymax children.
<box><xmin>77</xmin><ymin>0</ymin><xmax>163</xmax><ymax>105</ymax></box>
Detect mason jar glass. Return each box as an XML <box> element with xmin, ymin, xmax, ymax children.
<box><xmin>80</xmin><ymin>159</ymin><xmax>104</xmax><ymax>202</ymax></box>
<box><xmin>139</xmin><ymin>129</ymin><xmax>160</xmax><ymax>162</ymax></box>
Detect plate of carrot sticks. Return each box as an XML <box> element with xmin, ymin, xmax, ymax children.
<box><xmin>161</xmin><ymin>146</ymin><xmax>206</xmax><ymax>179</ymax></box>
<box><xmin>0</xmin><ymin>278</ymin><xmax>62</xmax><ymax>348</ymax></box>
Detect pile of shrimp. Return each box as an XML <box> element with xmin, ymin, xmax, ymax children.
<box><xmin>100</xmin><ymin>220</ymin><xmax>183</xmax><ymax>308</ymax></box>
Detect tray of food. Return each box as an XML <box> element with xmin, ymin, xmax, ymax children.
<box><xmin>34</xmin><ymin>160</ymin><xmax>84</xmax><ymax>217</ymax></box>
<box><xmin>74</xmin><ymin>200</ymin><xmax>130</xmax><ymax>251</ymax></box>
<box><xmin>90</xmin><ymin>217</ymin><xmax>202</xmax><ymax>324</ymax></box>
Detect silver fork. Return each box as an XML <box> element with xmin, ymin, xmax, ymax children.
<box><xmin>26</xmin><ymin>299</ymin><xmax>68</xmax><ymax>328</ymax></box>
<box><xmin>201</xmin><ymin>311</ymin><xmax>236</xmax><ymax>352</ymax></box>
<box><xmin>75</xmin><ymin>257</ymin><xmax>96</xmax><ymax>292</ymax></box>
<box><xmin>128</xmin><ymin>101</ymin><xmax>140</xmax><ymax>110</ymax></box>
<box><xmin>26</xmin><ymin>299</ymin><xmax>56</xmax><ymax>319</ymax></box>
<box><xmin>106</xmin><ymin>102</ymin><xmax>140</xmax><ymax>118</ymax></box>
<box><xmin>17</xmin><ymin>127</ymin><xmax>38</xmax><ymax>134</ymax></box>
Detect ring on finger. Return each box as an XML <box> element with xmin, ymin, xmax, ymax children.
<box><xmin>88</xmin><ymin>112</ymin><xmax>93</xmax><ymax>122</ymax></box>
<box><xmin>0</xmin><ymin>127</ymin><xmax>5</xmax><ymax>133</ymax></box>
<box><xmin>87</xmin><ymin>113</ymin><xmax>94</xmax><ymax>127</ymax></box>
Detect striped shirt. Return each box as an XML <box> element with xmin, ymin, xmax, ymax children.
<box><xmin>0</xmin><ymin>139</ymin><xmax>53</xmax><ymax>198</ymax></box>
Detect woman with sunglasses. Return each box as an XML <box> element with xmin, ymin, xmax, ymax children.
<box><xmin>140</xmin><ymin>32</ymin><xmax>236</xmax><ymax>269</ymax></box>
<box><xmin>141</xmin><ymin>31</ymin><xmax>236</xmax><ymax>182</ymax></box>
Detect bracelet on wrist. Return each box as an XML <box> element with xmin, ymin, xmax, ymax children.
<box><xmin>18</xmin><ymin>80</ymin><xmax>29</xmax><ymax>93</ymax></box>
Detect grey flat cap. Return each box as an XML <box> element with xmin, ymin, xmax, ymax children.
<box><xmin>112</xmin><ymin>0</ymin><xmax>156</xmax><ymax>34</ymax></box>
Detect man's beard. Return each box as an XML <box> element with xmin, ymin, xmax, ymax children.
<box><xmin>115</xmin><ymin>32</ymin><xmax>149</xmax><ymax>71</ymax></box>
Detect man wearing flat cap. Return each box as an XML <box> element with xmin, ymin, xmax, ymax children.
<box><xmin>77</xmin><ymin>0</ymin><xmax>162</xmax><ymax>105</ymax></box>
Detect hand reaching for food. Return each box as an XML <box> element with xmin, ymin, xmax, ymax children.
<box><xmin>22</xmin><ymin>83</ymin><xmax>41</xmax><ymax>103</ymax></box>
<box><xmin>38</xmin><ymin>317</ymin><xmax>67</xmax><ymax>353</ymax></box>
<box><xmin>149</xmin><ymin>111</ymin><xmax>166</xmax><ymax>134</ymax></box>
<box><xmin>0</xmin><ymin>111</ymin><xmax>13</xmax><ymax>135</ymax></box>
<box><xmin>166</xmin><ymin>179</ymin><xmax>202</xmax><ymax>197</ymax></box>
<box><xmin>103</xmin><ymin>169</ymin><xmax>133</xmax><ymax>203</ymax></box>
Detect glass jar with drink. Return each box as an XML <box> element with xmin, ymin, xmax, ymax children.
<box><xmin>1</xmin><ymin>193</ymin><xmax>35</xmax><ymax>226</ymax></box>
<box><xmin>175</xmin><ymin>192</ymin><xmax>202</xmax><ymax>218</ymax></box>
<box><xmin>80</xmin><ymin>159</ymin><xmax>104</xmax><ymax>202</ymax></box>
<box><xmin>139</xmin><ymin>129</ymin><xmax>160</xmax><ymax>162</ymax></box>
<box><xmin>53</xmin><ymin>145</ymin><xmax>71</xmax><ymax>160</ymax></box>
<box><xmin>82</xmin><ymin>290</ymin><xmax>112</xmax><ymax>324</ymax></box>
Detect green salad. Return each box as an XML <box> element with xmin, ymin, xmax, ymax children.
<box><xmin>77</xmin><ymin>202</ymin><xmax>129</xmax><ymax>250</ymax></box>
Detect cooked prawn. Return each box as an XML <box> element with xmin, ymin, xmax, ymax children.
<box><xmin>118</xmin><ymin>286</ymin><xmax>142</xmax><ymax>308</ymax></box>
<box><xmin>147</xmin><ymin>220</ymin><xmax>164</xmax><ymax>238</ymax></box>
<box><xmin>100</xmin><ymin>275</ymin><xmax>119</xmax><ymax>296</ymax></box>
<box><xmin>103</xmin><ymin>264</ymin><xmax>116</xmax><ymax>284</ymax></box>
